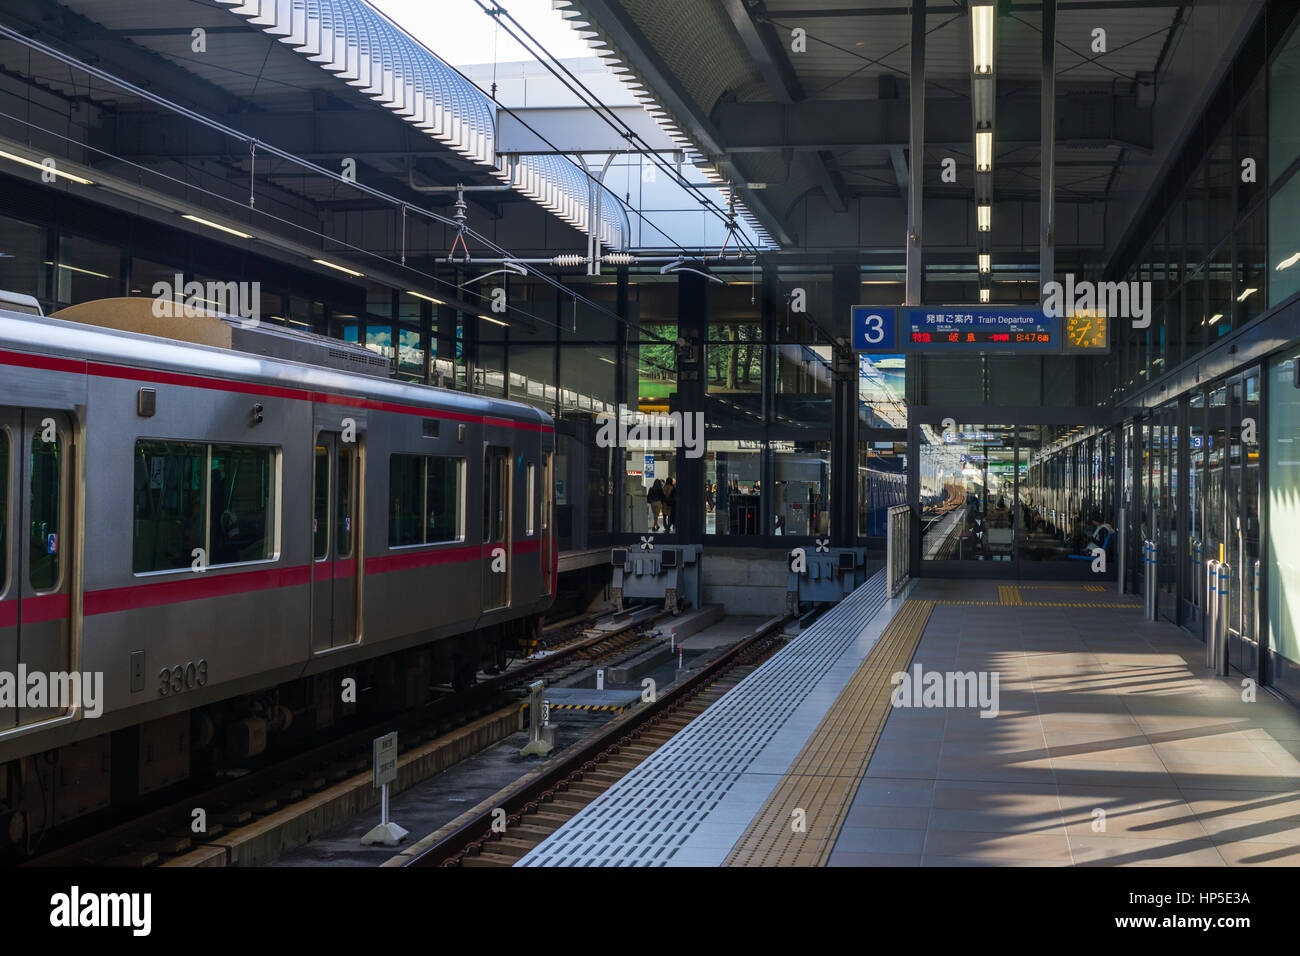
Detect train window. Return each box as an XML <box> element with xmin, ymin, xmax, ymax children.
<box><xmin>525</xmin><ymin>461</ymin><xmax>536</xmax><ymax>536</ymax></box>
<box><xmin>426</xmin><ymin>457</ymin><xmax>461</xmax><ymax>543</ymax></box>
<box><xmin>29</xmin><ymin>429</ymin><xmax>61</xmax><ymax>590</ymax></box>
<box><xmin>337</xmin><ymin>448</ymin><xmax>353</xmax><ymax>557</ymax></box>
<box><xmin>0</xmin><ymin>430</ymin><xmax>7</xmax><ymax>594</ymax></box>
<box><xmin>389</xmin><ymin>454</ymin><xmax>464</xmax><ymax>547</ymax></box>
<box><xmin>134</xmin><ymin>441</ymin><xmax>206</xmax><ymax>573</ymax></box>
<box><xmin>313</xmin><ymin>445</ymin><xmax>329</xmax><ymax>560</ymax></box>
<box><xmin>389</xmin><ymin>455</ymin><xmax>424</xmax><ymax>547</ymax></box>
<box><xmin>209</xmin><ymin>445</ymin><xmax>276</xmax><ymax>565</ymax></box>
<box><xmin>133</xmin><ymin>441</ymin><xmax>277</xmax><ymax>573</ymax></box>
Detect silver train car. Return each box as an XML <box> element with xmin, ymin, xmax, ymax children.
<box><xmin>0</xmin><ymin>293</ymin><xmax>555</xmax><ymax>852</ymax></box>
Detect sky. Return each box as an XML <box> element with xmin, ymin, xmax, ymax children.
<box><xmin>365</xmin><ymin>0</ymin><xmax>594</xmax><ymax>66</ymax></box>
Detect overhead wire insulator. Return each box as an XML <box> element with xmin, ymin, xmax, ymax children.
<box><xmin>551</xmin><ymin>254</ymin><xmax>586</xmax><ymax>267</ymax></box>
<box><xmin>602</xmin><ymin>252</ymin><xmax>634</xmax><ymax>266</ymax></box>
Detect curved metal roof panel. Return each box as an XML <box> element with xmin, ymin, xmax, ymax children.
<box><xmin>213</xmin><ymin>0</ymin><xmax>629</xmax><ymax>248</ymax></box>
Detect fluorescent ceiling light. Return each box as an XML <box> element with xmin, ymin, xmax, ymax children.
<box><xmin>1276</xmin><ymin>252</ymin><xmax>1300</xmax><ymax>271</ymax></box>
<box><xmin>975</xmin><ymin>131</ymin><xmax>993</xmax><ymax>172</ymax></box>
<box><xmin>1236</xmin><ymin>287</ymin><xmax>1257</xmax><ymax>301</ymax></box>
<box><xmin>478</xmin><ymin>313</ymin><xmax>507</xmax><ymax>327</ymax></box>
<box><xmin>312</xmin><ymin>258</ymin><xmax>364</xmax><ymax>277</ymax></box>
<box><xmin>45</xmin><ymin>260</ymin><xmax>109</xmax><ymax>279</ymax></box>
<box><xmin>979</xmin><ymin>254</ymin><xmax>991</xmax><ymax>273</ymax></box>
<box><xmin>971</xmin><ymin>3</ymin><xmax>994</xmax><ymax>74</ymax></box>
<box><xmin>599</xmin><ymin>356</ymin><xmax>616</xmax><ymax>365</ymax></box>
<box><xmin>979</xmin><ymin>288</ymin><xmax>990</xmax><ymax>303</ymax></box>
<box><xmin>0</xmin><ymin>149</ymin><xmax>93</xmax><ymax>185</ymax></box>
<box><xmin>405</xmin><ymin>290</ymin><xmax>445</xmax><ymax>305</ymax></box>
<box><xmin>1209</xmin><ymin>313</ymin><xmax>1223</xmax><ymax>324</ymax></box>
<box><xmin>181</xmin><ymin>214</ymin><xmax>252</xmax><ymax>240</ymax></box>
<box><xmin>977</xmin><ymin>205</ymin><xmax>991</xmax><ymax>232</ymax></box>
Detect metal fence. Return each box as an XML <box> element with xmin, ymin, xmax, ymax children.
<box><xmin>886</xmin><ymin>504</ymin><xmax>911</xmax><ymax>597</ymax></box>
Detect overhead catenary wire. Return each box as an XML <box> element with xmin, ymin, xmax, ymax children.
<box><xmin>465</xmin><ymin>0</ymin><xmax>763</xmax><ymax>259</ymax></box>
<box><xmin>0</xmin><ymin>22</ymin><xmax>634</xmax><ymax>333</ymax></box>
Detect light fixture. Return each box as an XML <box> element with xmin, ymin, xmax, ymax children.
<box><xmin>478</xmin><ymin>313</ymin><xmax>507</xmax><ymax>327</ymax></box>
<box><xmin>312</xmin><ymin>258</ymin><xmax>364</xmax><ymax>277</ymax></box>
<box><xmin>44</xmin><ymin>260</ymin><xmax>110</xmax><ymax>279</ymax></box>
<box><xmin>975</xmin><ymin>131</ymin><xmax>993</xmax><ymax>172</ymax></box>
<box><xmin>971</xmin><ymin>2</ymin><xmax>994</xmax><ymax>74</ymax></box>
<box><xmin>599</xmin><ymin>356</ymin><xmax>616</xmax><ymax>365</ymax></box>
<box><xmin>0</xmin><ymin>149</ymin><xmax>93</xmax><ymax>185</ymax></box>
<box><xmin>405</xmin><ymin>290</ymin><xmax>446</xmax><ymax>305</ymax></box>
<box><xmin>979</xmin><ymin>288</ymin><xmax>990</xmax><ymax>303</ymax></box>
<box><xmin>1236</xmin><ymin>287</ymin><xmax>1257</xmax><ymax>302</ymax></box>
<box><xmin>978</xmin><ymin>205</ymin><xmax>991</xmax><ymax>232</ymax></box>
<box><xmin>1276</xmin><ymin>252</ymin><xmax>1300</xmax><ymax>271</ymax></box>
<box><xmin>181</xmin><ymin>214</ymin><xmax>252</xmax><ymax>240</ymax></box>
<box><xmin>1209</xmin><ymin>313</ymin><xmax>1223</xmax><ymax>324</ymax></box>
<box><xmin>979</xmin><ymin>254</ymin><xmax>991</xmax><ymax>273</ymax></box>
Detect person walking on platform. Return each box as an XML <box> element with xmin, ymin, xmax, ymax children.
<box><xmin>648</xmin><ymin>478</ymin><xmax>665</xmax><ymax>531</ymax></box>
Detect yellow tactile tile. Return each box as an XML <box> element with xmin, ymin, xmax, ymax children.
<box><xmin>724</xmin><ymin>599</ymin><xmax>934</xmax><ymax>867</ymax></box>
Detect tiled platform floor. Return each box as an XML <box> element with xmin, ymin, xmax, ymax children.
<box><xmin>828</xmin><ymin>579</ymin><xmax>1300</xmax><ymax>866</ymax></box>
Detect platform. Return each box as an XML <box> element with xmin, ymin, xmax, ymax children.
<box><xmin>519</xmin><ymin>577</ymin><xmax>1300</xmax><ymax>867</ymax></box>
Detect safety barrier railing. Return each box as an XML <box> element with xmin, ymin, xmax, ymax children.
<box><xmin>886</xmin><ymin>504</ymin><xmax>911</xmax><ymax>598</ymax></box>
<box><xmin>1205</xmin><ymin>558</ymin><xmax>1230</xmax><ymax>676</ymax></box>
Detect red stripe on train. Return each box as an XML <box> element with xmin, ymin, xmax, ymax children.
<box><xmin>0</xmin><ymin>349</ymin><xmax>553</xmax><ymax>434</ymax></box>
<box><xmin>84</xmin><ymin>565</ymin><xmax>312</xmax><ymax>615</ymax></box>
<box><xmin>0</xmin><ymin>593</ymin><xmax>70</xmax><ymax>626</ymax></box>
<box><xmin>65</xmin><ymin>540</ymin><xmax>546</xmax><ymax>616</ymax></box>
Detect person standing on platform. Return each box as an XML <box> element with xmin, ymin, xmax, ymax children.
<box><xmin>663</xmin><ymin>477</ymin><xmax>677</xmax><ymax>532</ymax></box>
<box><xmin>648</xmin><ymin>478</ymin><xmax>665</xmax><ymax>532</ymax></box>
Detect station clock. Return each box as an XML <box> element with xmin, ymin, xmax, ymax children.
<box><xmin>1064</xmin><ymin>311</ymin><xmax>1108</xmax><ymax>352</ymax></box>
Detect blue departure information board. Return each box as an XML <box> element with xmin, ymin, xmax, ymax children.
<box><xmin>852</xmin><ymin>306</ymin><xmax>1063</xmax><ymax>354</ymax></box>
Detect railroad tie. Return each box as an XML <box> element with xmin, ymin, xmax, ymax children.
<box><xmin>724</xmin><ymin>599</ymin><xmax>934</xmax><ymax>868</ymax></box>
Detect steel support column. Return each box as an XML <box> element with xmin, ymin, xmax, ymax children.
<box><xmin>1040</xmin><ymin>0</ymin><xmax>1057</xmax><ymax>293</ymax></box>
<box><xmin>830</xmin><ymin>260</ymin><xmax>860</xmax><ymax>548</ymax></box>
<box><xmin>905</xmin><ymin>0</ymin><xmax>926</xmax><ymax>306</ymax></box>
<box><xmin>674</xmin><ymin>270</ymin><xmax>708</xmax><ymax>545</ymax></box>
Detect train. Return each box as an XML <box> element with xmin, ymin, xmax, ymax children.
<box><xmin>0</xmin><ymin>291</ymin><xmax>555</xmax><ymax>855</ymax></box>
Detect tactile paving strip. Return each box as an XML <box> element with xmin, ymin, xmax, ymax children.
<box><xmin>515</xmin><ymin>573</ymin><xmax>890</xmax><ymax>867</ymax></box>
<box><xmin>724</xmin><ymin>599</ymin><xmax>934</xmax><ymax>867</ymax></box>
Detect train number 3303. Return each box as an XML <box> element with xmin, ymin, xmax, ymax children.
<box><xmin>158</xmin><ymin>660</ymin><xmax>209</xmax><ymax>697</ymax></box>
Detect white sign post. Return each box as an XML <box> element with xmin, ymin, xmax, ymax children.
<box><xmin>361</xmin><ymin>732</ymin><xmax>408</xmax><ymax>845</ymax></box>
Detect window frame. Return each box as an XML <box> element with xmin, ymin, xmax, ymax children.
<box><xmin>387</xmin><ymin>453</ymin><xmax>466</xmax><ymax>549</ymax></box>
<box><xmin>131</xmin><ymin>438</ymin><xmax>282</xmax><ymax>577</ymax></box>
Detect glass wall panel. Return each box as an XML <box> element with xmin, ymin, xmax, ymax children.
<box><xmin>0</xmin><ymin>215</ymin><xmax>45</xmax><ymax>302</ymax></box>
<box><xmin>772</xmin><ymin>441</ymin><xmax>830</xmax><ymax>537</ymax></box>
<box><xmin>704</xmin><ymin>441</ymin><xmax>762</xmax><ymax>535</ymax></box>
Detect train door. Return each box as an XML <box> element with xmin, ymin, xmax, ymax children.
<box><xmin>15</xmin><ymin>409</ymin><xmax>72</xmax><ymax>724</ymax></box>
<box><xmin>541</xmin><ymin>451</ymin><xmax>553</xmax><ymax>597</ymax></box>
<box><xmin>311</xmin><ymin>433</ymin><xmax>359</xmax><ymax>651</ymax></box>
<box><xmin>483</xmin><ymin>446</ymin><xmax>510</xmax><ymax>610</ymax></box>
<box><xmin>0</xmin><ymin>409</ymin><xmax>15</xmax><ymax>730</ymax></box>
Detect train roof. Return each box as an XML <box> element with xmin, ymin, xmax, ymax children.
<box><xmin>0</xmin><ymin>297</ymin><xmax>553</xmax><ymax>430</ymax></box>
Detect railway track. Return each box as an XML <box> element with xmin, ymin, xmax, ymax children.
<box><xmin>24</xmin><ymin>605</ymin><xmax>669</xmax><ymax>867</ymax></box>
<box><xmin>406</xmin><ymin>614</ymin><xmax>792</xmax><ymax>867</ymax></box>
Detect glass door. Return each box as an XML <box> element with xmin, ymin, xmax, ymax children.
<box><xmin>1184</xmin><ymin>390</ymin><xmax>1206</xmax><ymax>627</ymax></box>
<box><xmin>1228</xmin><ymin>369</ymin><xmax>1262</xmax><ymax>676</ymax></box>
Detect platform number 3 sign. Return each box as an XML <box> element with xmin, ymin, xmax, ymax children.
<box><xmin>851</xmin><ymin>306</ymin><xmax>897</xmax><ymax>353</ymax></box>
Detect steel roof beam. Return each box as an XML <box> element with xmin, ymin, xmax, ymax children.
<box><xmin>568</xmin><ymin>0</ymin><xmax>793</xmax><ymax>245</ymax></box>
<box><xmin>711</xmin><ymin>93</ymin><xmax>1152</xmax><ymax>152</ymax></box>
<box><xmin>720</xmin><ymin>0</ymin><xmax>849</xmax><ymax>214</ymax></box>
